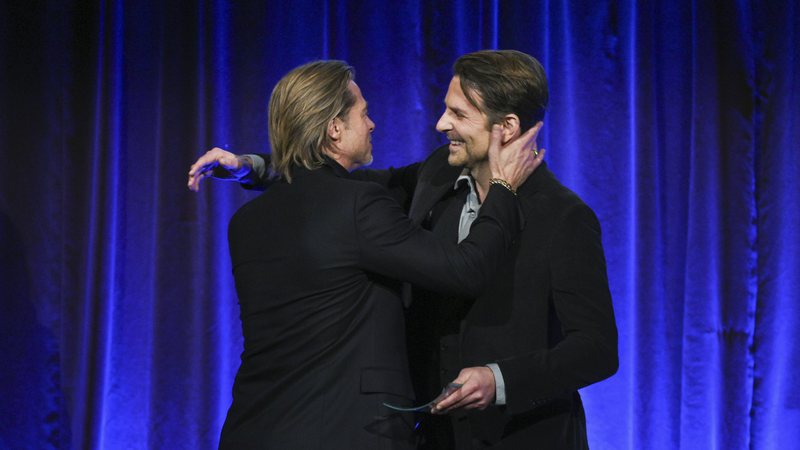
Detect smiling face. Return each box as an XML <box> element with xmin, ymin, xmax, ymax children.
<box><xmin>435</xmin><ymin>77</ymin><xmax>493</xmax><ymax>169</ymax></box>
<box><xmin>332</xmin><ymin>81</ymin><xmax>375</xmax><ymax>170</ymax></box>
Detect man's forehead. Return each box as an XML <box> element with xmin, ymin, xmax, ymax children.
<box><xmin>348</xmin><ymin>81</ymin><xmax>367</xmax><ymax>106</ymax></box>
<box><xmin>445</xmin><ymin>76</ymin><xmax>485</xmax><ymax>116</ymax></box>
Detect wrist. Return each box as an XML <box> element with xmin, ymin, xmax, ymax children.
<box><xmin>485</xmin><ymin>363</ymin><xmax>505</xmax><ymax>405</ymax></box>
<box><xmin>233</xmin><ymin>155</ymin><xmax>253</xmax><ymax>179</ymax></box>
<box><xmin>489</xmin><ymin>178</ymin><xmax>517</xmax><ymax>195</ymax></box>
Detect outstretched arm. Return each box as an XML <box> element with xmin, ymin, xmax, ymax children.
<box><xmin>187</xmin><ymin>148</ymin><xmax>420</xmax><ymax>203</ymax></box>
<box><xmin>187</xmin><ymin>147</ymin><xmax>262</xmax><ymax>192</ymax></box>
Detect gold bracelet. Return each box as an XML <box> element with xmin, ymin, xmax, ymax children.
<box><xmin>489</xmin><ymin>178</ymin><xmax>517</xmax><ymax>195</ymax></box>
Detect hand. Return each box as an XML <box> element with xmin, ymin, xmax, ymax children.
<box><xmin>187</xmin><ymin>147</ymin><xmax>252</xmax><ymax>192</ymax></box>
<box><xmin>488</xmin><ymin>122</ymin><xmax>545</xmax><ymax>191</ymax></box>
<box><xmin>431</xmin><ymin>366</ymin><xmax>496</xmax><ymax>414</ymax></box>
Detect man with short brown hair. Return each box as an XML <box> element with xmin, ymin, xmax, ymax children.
<box><xmin>410</xmin><ymin>49</ymin><xmax>617</xmax><ymax>449</ymax></box>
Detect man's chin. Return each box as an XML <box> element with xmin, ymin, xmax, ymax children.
<box><xmin>447</xmin><ymin>153</ymin><xmax>464</xmax><ymax>167</ymax></box>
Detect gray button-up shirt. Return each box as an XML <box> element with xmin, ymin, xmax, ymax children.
<box><xmin>454</xmin><ymin>169</ymin><xmax>506</xmax><ymax>405</ymax></box>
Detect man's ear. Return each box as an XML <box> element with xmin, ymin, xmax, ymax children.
<box><xmin>328</xmin><ymin>117</ymin><xmax>342</xmax><ymax>142</ymax></box>
<box><xmin>500</xmin><ymin>114</ymin><xmax>521</xmax><ymax>143</ymax></box>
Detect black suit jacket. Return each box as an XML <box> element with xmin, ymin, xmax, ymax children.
<box><xmin>406</xmin><ymin>147</ymin><xmax>618</xmax><ymax>449</ymax></box>
<box><xmin>221</xmin><ymin>158</ymin><xmax>522</xmax><ymax>449</ymax></box>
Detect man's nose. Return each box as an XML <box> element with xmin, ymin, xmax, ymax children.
<box><xmin>435</xmin><ymin>113</ymin><xmax>450</xmax><ymax>132</ymax></box>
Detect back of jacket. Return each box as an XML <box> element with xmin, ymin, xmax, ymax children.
<box><xmin>222</xmin><ymin>164</ymin><xmax>415</xmax><ymax>449</ymax></box>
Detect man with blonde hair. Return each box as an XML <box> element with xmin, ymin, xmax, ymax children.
<box><xmin>212</xmin><ymin>60</ymin><xmax>541</xmax><ymax>449</ymax></box>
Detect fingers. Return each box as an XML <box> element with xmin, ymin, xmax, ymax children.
<box><xmin>187</xmin><ymin>147</ymin><xmax>242</xmax><ymax>176</ymax></box>
<box><xmin>533</xmin><ymin>148</ymin><xmax>546</xmax><ymax>167</ymax></box>
<box><xmin>489</xmin><ymin>124</ymin><xmax>503</xmax><ymax>148</ymax></box>
<box><xmin>431</xmin><ymin>374</ymin><xmax>467</xmax><ymax>412</ymax></box>
<box><xmin>487</xmin><ymin>125</ymin><xmax>509</xmax><ymax>180</ymax></box>
<box><xmin>435</xmin><ymin>387</ymin><xmax>485</xmax><ymax>412</ymax></box>
<box><xmin>486</xmin><ymin>125</ymin><xmax>503</xmax><ymax>166</ymax></box>
<box><xmin>524</xmin><ymin>121</ymin><xmax>543</xmax><ymax>144</ymax></box>
<box><xmin>487</xmin><ymin>122</ymin><xmax>545</xmax><ymax>190</ymax></box>
<box><xmin>187</xmin><ymin>169</ymin><xmax>213</xmax><ymax>192</ymax></box>
<box><xmin>431</xmin><ymin>387</ymin><xmax>463</xmax><ymax>413</ymax></box>
<box><xmin>187</xmin><ymin>147</ymin><xmax>243</xmax><ymax>192</ymax></box>
<box><xmin>189</xmin><ymin>148</ymin><xmax>222</xmax><ymax>177</ymax></box>
<box><xmin>431</xmin><ymin>367</ymin><xmax>496</xmax><ymax>414</ymax></box>
<box><xmin>515</xmin><ymin>121</ymin><xmax>543</xmax><ymax>155</ymax></box>
<box><xmin>432</xmin><ymin>382</ymin><xmax>490</xmax><ymax>413</ymax></box>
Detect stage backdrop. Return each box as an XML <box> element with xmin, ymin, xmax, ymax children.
<box><xmin>1</xmin><ymin>1</ymin><xmax>797</xmax><ymax>448</ymax></box>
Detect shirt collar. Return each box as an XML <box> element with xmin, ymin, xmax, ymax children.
<box><xmin>454</xmin><ymin>168</ymin><xmax>476</xmax><ymax>192</ymax></box>
<box><xmin>454</xmin><ymin>168</ymin><xmax>481</xmax><ymax>206</ymax></box>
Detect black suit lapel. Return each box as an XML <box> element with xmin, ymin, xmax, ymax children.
<box><xmin>409</xmin><ymin>147</ymin><xmax>462</xmax><ymax>225</ymax></box>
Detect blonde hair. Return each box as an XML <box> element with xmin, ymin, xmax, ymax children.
<box><xmin>268</xmin><ymin>60</ymin><xmax>355</xmax><ymax>182</ymax></box>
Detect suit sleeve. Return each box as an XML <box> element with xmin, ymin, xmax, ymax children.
<box><xmin>242</xmin><ymin>154</ymin><xmax>420</xmax><ymax>209</ymax></box>
<box><xmin>355</xmin><ymin>183</ymin><xmax>520</xmax><ymax>298</ymax></box>
<box><xmin>238</xmin><ymin>153</ymin><xmax>274</xmax><ymax>191</ymax></box>
<box><xmin>351</xmin><ymin>163</ymin><xmax>421</xmax><ymax>210</ymax></box>
<box><xmin>500</xmin><ymin>205</ymin><xmax>619</xmax><ymax>415</ymax></box>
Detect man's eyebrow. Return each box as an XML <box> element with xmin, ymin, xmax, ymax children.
<box><xmin>448</xmin><ymin>105</ymin><xmax>467</xmax><ymax>116</ymax></box>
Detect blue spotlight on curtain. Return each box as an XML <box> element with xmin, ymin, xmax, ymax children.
<box><xmin>0</xmin><ymin>1</ymin><xmax>796</xmax><ymax>448</ymax></box>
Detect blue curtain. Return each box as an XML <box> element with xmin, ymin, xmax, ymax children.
<box><xmin>1</xmin><ymin>1</ymin><xmax>797</xmax><ymax>448</ymax></box>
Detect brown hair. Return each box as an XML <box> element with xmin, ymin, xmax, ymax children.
<box><xmin>268</xmin><ymin>60</ymin><xmax>356</xmax><ymax>182</ymax></box>
<box><xmin>453</xmin><ymin>50</ymin><xmax>548</xmax><ymax>131</ymax></box>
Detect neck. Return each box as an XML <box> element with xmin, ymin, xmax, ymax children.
<box><xmin>324</xmin><ymin>149</ymin><xmax>355</xmax><ymax>172</ymax></box>
<box><xmin>469</xmin><ymin>160</ymin><xmax>493</xmax><ymax>202</ymax></box>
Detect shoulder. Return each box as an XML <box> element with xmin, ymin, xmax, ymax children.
<box><xmin>230</xmin><ymin>168</ymin><xmax>368</xmax><ymax>220</ymax></box>
<box><xmin>228</xmin><ymin>172</ymin><xmax>401</xmax><ymax>244</ymax></box>
<box><xmin>229</xmin><ymin>181</ymin><xmax>285</xmax><ymax>234</ymax></box>
<box><xmin>422</xmin><ymin>145</ymin><xmax>451</xmax><ymax>165</ymax></box>
<box><xmin>295</xmin><ymin>168</ymin><xmax>402</xmax><ymax>214</ymax></box>
<box><xmin>418</xmin><ymin>145</ymin><xmax>453</xmax><ymax>175</ymax></box>
<box><xmin>520</xmin><ymin>168</ymin><xmax>601</xmax><ymax>230</ymax></box>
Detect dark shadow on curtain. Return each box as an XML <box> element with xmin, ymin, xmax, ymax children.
<box><xmin>0</xmin><ymin>210</ymin><xmax>71</xmax><ymax>449</ymax></box>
